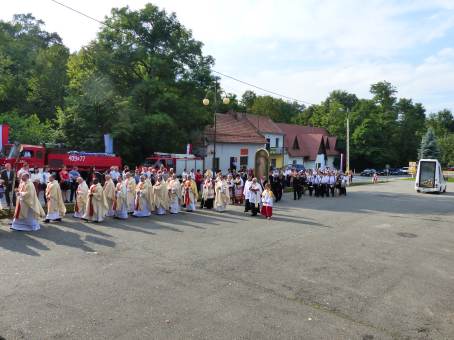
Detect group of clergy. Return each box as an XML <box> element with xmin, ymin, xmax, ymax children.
<box><xmin>72</xmin><ymin>172</ymin><xmax>201</xmax><ymax>222</ymax></box>
<box><xmin>10</xmin><ymin>168</ymin><xmax>272</xmax><ymax>232</ymax></box>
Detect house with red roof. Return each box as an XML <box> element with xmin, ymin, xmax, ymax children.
<box><xmin>276</xmin><ymin>123</ymin><xmax>341</xmax><ymax>169</ymax></box>
<box><xmin>243</xmin><ymin>113</ymin><xmax>285</xmax><ymax>169</ymax></box>
<box><xmin>203</xmin><ymin>112</ymin><xmax>266</xmax><ymax>172</ymax></box>
<box><xmin>199</xmin><ymin>111</ymin><xmax>340</xmax><ymax>172</ymax></box>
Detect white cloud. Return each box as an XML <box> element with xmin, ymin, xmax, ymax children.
<box><xmin>0</xmin><ymin>0</ymin><xmax>453</xmax><ymax>112</ymax></box>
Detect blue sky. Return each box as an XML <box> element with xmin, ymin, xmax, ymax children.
<box><xmin>2</xmin><ymin>0</ymin><xmax>454</xmax><ymax>113</ymax></box>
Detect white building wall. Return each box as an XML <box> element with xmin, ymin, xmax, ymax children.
<box><xmin>205</xmin><ymin>142</ymin><xmax>266</xmax><ymax>173</ymax></box>
<box><xmin>263</xmin><ymin>133</ymin><xmax>284</xmax><ymax>148</ymax></box>
<box><xmin>315</xmin><ymin>154</ymin><xmax>326</xmax><ymax>169</ymax></box>
<box><xmin>304</xmin><ymin>160</ymin><xmax>316</xmax><ymax>169</ymax></box>
<box><xmin>326</xmin><ymin>156</ymin><xmax>336</xmax><ymax>169</ymax></box>
<box><xmin>283</xmin><ymin>154</ymin><xmax>331</xmax><ymax>170</ymax></box>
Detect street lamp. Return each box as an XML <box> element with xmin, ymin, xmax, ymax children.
<box><xmin>202</xmin><ymin>80</ymin><xmax>230</xmax><ymax>172</ymax></box>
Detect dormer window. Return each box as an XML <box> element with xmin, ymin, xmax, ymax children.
<box><xmin>293</xmin><ymin>137</ymin><xmax>299</xmax><ymax>150</ymax></box>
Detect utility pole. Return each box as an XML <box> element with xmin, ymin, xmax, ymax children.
<box><xmin>213</xmin><ymin>80</ymin><xmax>217</xmax><ymax>172</ymax></box>
<box><xmin>346</xmin><ymin>109</ymin><xmax>350</xmax><ymax>174</ymax></box>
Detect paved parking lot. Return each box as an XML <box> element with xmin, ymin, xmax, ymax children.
<box><xmin>1</xmin><ymin>180</ymin><xmax>453</xmax><ymax>339</ymax></box>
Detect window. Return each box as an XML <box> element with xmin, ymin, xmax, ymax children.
<box><xmin>266</xmin><ymin>138</ymin><xmax>270</xmax><ymax>151</ymax></box>
<box><xmin>240</xmin><ymin>156</ymin><xmax>248</xmax><ymax>168</ymax></box>
<box><xmin>20</xmin><ymin>150</ymin><xmax>33</xmax><ymax>158</ymax></box>
<box><xmin>36</xmin><ymin>151</ymin><xmax>43</xmax><ymax>159</ymax></box>
<box><xmin>271</xmin><ymin>158</ymin><xmax>276</xmax><ymax>168</ymax></box>
<box><xmin>275</xmin><ymin>138</ymin><xmax>279</xmax><ymax>148</ymax></box>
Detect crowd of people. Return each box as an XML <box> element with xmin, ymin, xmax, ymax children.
<box><xmin>1</xmin><ymin>162</ymin><xmax>349</xmax><ymax>232</ymax></box>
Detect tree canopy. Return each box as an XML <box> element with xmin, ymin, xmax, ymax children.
<box><xmin>419</xmin><ymin>128</ymin><xmax>441</xmax><ymax>160</ymax></box>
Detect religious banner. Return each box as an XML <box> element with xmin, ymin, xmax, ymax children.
<box><xmin>254</xmin><ymin>148</ymin><xmax>269</xmax><ymax>179</ymax></box>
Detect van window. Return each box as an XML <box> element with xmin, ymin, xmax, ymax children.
<box><xmin>419</xmin><ymin>161</ymin><xmax>436</xmax><ymax>188</ymax></box>
<box><xmin>36</xmin><ymin>151</ymin><xmax>43</xmax><ymax>159</ymax></box>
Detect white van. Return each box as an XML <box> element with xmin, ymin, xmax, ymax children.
<box><xmin>415</xmin><ymin>159</ymin><xmax>447</xmax><ymax>193</ymax></box>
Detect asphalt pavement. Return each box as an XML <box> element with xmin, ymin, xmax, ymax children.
<box><xmin>1</xmin><ymin>180</ymin><xmax>453</xmax><ymax>339</ymax></box>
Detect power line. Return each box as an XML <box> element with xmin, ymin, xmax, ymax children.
<box><xmin>212</xmin><ymin>70</ymin><xmax>312</xmax><ymax>105</ymax></box>
<box><xmin>50</xmin><ymin>0</ymin><xmax>104</xmax><ymax>26</ymax></box>
<box><xmin>49</xmin><ymin>0</ymin><xmax>314</xmax><ymax>106</ymax></box>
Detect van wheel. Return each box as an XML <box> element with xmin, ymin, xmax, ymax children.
<box><xmin>416</xmin><ymin>190</ymin><xmax>420</xmax><ymax>193</ymax></box>
<box><xmin>443</xmin><ymin>187</ymin><xmax>447</xmax><ymax>193</ymax></box>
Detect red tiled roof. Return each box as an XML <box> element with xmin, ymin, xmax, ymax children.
<box><xmin>276</xmin><ymin>123</ymin><xmax>329</xmax><ymax>135</ymax></box>
<box><xmin>276</xmin><ymin>123</ymin><xmax>340</xmax><ymax>160</ymax></box>
<box><xmin>244</xmin><ymin>114</ymin><xmax>284</xmax><ymax>134</ymax></box>
<box><xmin>204</xmin><ymin>112</ymin><xmax>266</xmax><ymax>144</ymax></box>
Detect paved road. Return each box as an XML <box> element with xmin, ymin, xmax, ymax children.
<box><xmin>1</xmin><ymin>181</ymin><xmax>453</xmax><ymax>339</ymax></box>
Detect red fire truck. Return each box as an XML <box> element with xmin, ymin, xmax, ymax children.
<box><xmin>0</xmin><ymin>143</ymin><xmax>122</xmax><ymax>172</ymax></box>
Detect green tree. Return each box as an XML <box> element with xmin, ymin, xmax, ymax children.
<box><xmin>395</xmin><ymin>98</ymin><xmax>426</xmax><ymax>164</ymax></box>
<box><xmin>60</xmin><ymin>4</ymin><xmax>215</xmax><ymax>164</ymax></box>
<box><xmin>248</xmin><ymin>95</ymin><xmax>304</xmax><ymax>122</ymax></box>
<box><xmin>419</xmin><ymin>128</ymin><xmax>441</xmax><ymax>160</ymax></box>
<box><xmin>438</xmin><ymin>134</ymin><xmax>454</xmax><ymax>166</ymax></box>
<box><xmin>0</xmin><ymin>112</ymin><xmax>55</xmax><ymax>145</ymax></box>
<box><xmin>426</xmin><ymin>109</ymin><xmax>454</xmax><ymax>137</ymax></box>
<box><xmin>241</xmin><ymin>90</ymin><xmax>257</xmax><ymax>111</ymax></box>
<box><xmin>0</xmin><ymin>14</ymin><xmax>69</xmax><ymax>119</ymax></box>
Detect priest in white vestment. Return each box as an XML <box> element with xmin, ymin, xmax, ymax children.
<box><xmin>83</xmin><ymin>178</ymin><xmax>108</xmax><ymax>222</ymax></box>
<box><xmin>153</xmin><ymin>175</ymin><xmax>169</xmax><ymax>215</ymax></box>
<box><xmin>113</xmin><ymin>176</ymin><xmax>128</xmax><ymax>219</ymax></box>
<box><xmin>133</xmin><ymin>175</ymin><xmax>151</xmax><ymax>217</ymax></box>
<box><xmin>182</xmin><ymin>175</ymin><xmax>198</xmax><ymax>212</ymax></box>
<box><xmin>45</xmin><ymin>175</ymin><xmax>66</xmax><ymax>223</ymax></box>
<box><xmin>167</xmin><ymin>174</ymin><xmax>181</xmax><ymax>214</ymax></box>
<box><xmin>125</xmin><ymin>172</ymin><xmax>136</xmax><ymax>214</ymax></box>
<box><xmin>11</xmin><ymin>173</ymin><xmax>45</xmax><ymax>231</ymax></box>
<box><xmin>214</xmin><ymin>174</ymin><xmax>230</xmax><ymax>212</ymax></box>
<box><xmin>74</xmin><ymin>177</ymin><xmax>88</xmax><ymax>218</ymax></box>
<box><xmin>103</xmin><ymin>174</ymin><xmax>116</xmax><ymax>217</ymax></box>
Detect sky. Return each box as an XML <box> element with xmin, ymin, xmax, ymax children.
<box><xmin>2</xmin><ymin>0</ymin><xmax>454</xmax><ymax>113</ymax></box>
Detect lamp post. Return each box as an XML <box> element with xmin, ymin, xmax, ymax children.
<box><xmin>202</xmin><ymin>80</ymin><xmax>230</xmax><ymax>172</ymax></box>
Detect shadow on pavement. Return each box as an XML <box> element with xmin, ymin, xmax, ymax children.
<box><xmin>0</xmin><ymin>229</ymin><xmax>49</xmax><ymax>256</ymax></box>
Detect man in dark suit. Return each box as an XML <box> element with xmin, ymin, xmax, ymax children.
<box><xmin>1</xmin><ymin>163</ymin><xmax>16</xmax><ymax>208</ymax></box>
